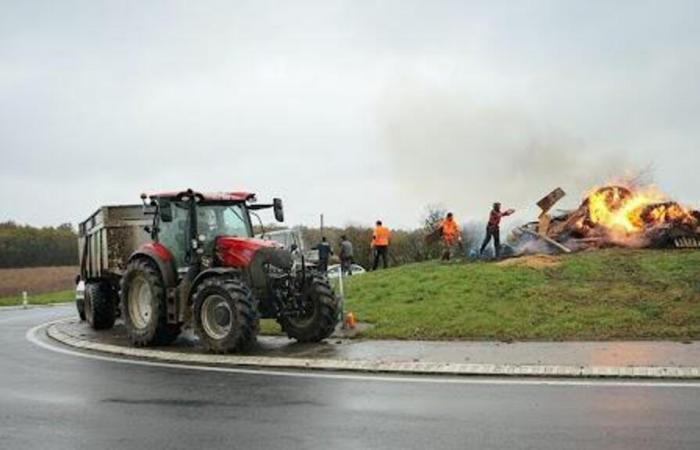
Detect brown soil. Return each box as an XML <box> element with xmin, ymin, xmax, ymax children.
<box><xmin>496</xmin><ymin>254</ymin><xmax>562</xmax><ymax>269</ymax></box>
<box><xmin>0</xmin><ymin>266</ymin><xmax>78</xmax><ymax>296</ymax></box>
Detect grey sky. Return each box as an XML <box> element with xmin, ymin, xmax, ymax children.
<box><xmin>1</xmin><ymin>0</ymin><xmax>698</xmax><ymax>229</ymax></box>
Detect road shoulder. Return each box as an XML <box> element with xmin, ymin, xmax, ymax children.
<box><xmin>45</xmin><ymin>318</ymin><xmax>700</xmax><ymax>380</ymax></box>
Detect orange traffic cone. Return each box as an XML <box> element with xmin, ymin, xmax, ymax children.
<box><xmin>345</xmin><ymin>311</ymin><xmax>357</xmax><ymax>329</ymax></box>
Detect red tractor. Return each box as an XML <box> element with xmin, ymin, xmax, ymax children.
<box><xmin>77</xmin><ymin>189</ymin><xmax>340</xmax><ymax>352</ymax></box>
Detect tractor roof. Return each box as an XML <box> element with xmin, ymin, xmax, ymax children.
<box><xmin>150</xmin><ymin>191</ymin><xmax>256</xmax><ymax>202</ymax></box>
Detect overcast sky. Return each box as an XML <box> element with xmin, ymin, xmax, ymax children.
<box><xmin>1</xmin><ymin>0</ymin><xmax>699</xmax><ymax>229</ymax></box>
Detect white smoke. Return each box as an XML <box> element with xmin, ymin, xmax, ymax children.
<box><xmin>377</xmin><ymin>80</ymin><xmax>642</xmax><ymax>221</ymax></box>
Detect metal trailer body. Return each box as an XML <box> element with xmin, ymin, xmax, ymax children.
<box><xmin>78</xmin><ymin>205</ymin><xmax>152</xmax><ymax>281</ymax></box>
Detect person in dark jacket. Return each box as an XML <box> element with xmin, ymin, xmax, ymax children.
<box><xmin>480</xmin><ymin>202</ymin><xmax>515</xmax><ymax>258</ymax></box>
<box><xmin>315</xmin><ymin>236</ymin><xmax>333</xmax><ymax>272</ymax></box>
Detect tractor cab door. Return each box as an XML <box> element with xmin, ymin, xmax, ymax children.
<box><xmin>157</xmin><ymin>200</ymin><xmax>190</xmax><ymax>270</ymax></box>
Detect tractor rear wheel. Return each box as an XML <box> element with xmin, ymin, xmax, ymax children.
<box><xmin>278</xmin><ymin>274</ymin><xmax>340</xmax><ymax>342</ymax></box>
<box><xmin>85</xmin><ymin>282</ymin><xmax>116</xmax><ymax>330</ymax></box>
<box><xmin>121</xmin><ymin>258</ymin><xmax>180</xmax><ymax>346</ymax></box>
<box><xmin>193</xmin><ymin>277</ymin><xmax>259</xmax><ymax>353</ymax></box>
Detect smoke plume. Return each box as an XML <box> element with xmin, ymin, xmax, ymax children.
<box><xmin>377</xmin><ymin>81</ymin><xmax>642</xmax><ymax>219</ymax></box>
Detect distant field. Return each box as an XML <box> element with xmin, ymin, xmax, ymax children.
<box><xmin>0</xmin><ymin>266</ymin><xmax>78</xmax><ymax>297</ymax></box>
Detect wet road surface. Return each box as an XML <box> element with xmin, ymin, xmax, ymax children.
<box><xmin>1</xmin><ymin>306</ymin><xmax>699</xmax><ymax>450</ymax></box>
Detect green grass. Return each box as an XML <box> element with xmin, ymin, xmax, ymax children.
<box><xmin>339</xmin><ymin>249</ymin><xmax>700</xmax><ymax>341</ymax></box>
<box><xmin>0</xmin><ymin>290</ymin><xmax>74</xmax><ymax>307</ymax></box>
<box><xmin>260</xmin><ymin>319</ymin><xmax>283</xmax><ymax>335</ymax></box>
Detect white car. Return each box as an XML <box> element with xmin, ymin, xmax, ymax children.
<box><xmin>326</xmin><ymin>263</ymin><xmax>367</xmax><ymax>279</ymax></box>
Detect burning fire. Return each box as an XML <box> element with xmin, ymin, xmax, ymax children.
<box><xmin>582</xmin><ymin>185</ymin><xmax>697</xmax><ymax>240</ymax></box>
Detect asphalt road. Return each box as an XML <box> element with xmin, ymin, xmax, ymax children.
<box><xmin>1</xmin><ymin>306</ymin><xmax>699</xmax><ymax>450</ymax></box>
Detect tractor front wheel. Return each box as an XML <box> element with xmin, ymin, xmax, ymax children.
<box><xmin>278</xmin><ymin>275</ymin><xmax>340</xmax><ymax>342</ymax></box>
<box><xmin>121</xmin><ymin>258</ymin><xmax>180</xmax><ymax>346</ymax></box>
<box><xmin>193</xmin><ymin>277</ymin><xmax>259</xmax><ymax>353</ymax></box>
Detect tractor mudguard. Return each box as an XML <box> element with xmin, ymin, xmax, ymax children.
<box><xmin>191</xmin><ymin>267</ymin><xmax>242</xmax><ymax>293</ymax></box>
<box><xmin>128</xmin><ymin>243</ymin><xmax>178</xmax><ymax>288</ymax></box>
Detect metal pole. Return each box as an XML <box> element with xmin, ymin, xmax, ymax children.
<box><xmin>320</xmin><ymin>213</ymin><xmax>324</xmax><ymax>236</ymax></box>
<box><xmin>337</xmin><ymin>266</ymin><xmax>345</xmax><ymax>298</ymax></box>
<box><xmin>337</xmin><ymin>269</ymin><xmax>345</xmax><ymax>328</ymax></box>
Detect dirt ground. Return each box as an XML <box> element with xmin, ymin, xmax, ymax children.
<box><xmin>496</xmin><ymin>254</ymin><xmax>562</xmax><ymax>269</ymax></box>
<box><xmin>0</xmin><ymin>266</ymin><xmax>78</xmax><ymax>296</ymax></box>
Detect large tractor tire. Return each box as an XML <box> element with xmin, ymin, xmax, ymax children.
<box><xmin>192</xmin><ymin>277</ymin><xmax>259</xmax><ymax>353</ymax></box>
<box><xmin>278</xmin><ymin>274</ymin><xmax>340</xmax><ymax>343</ymax></box>
<box><xmin>121</xmin><ymin>258</ymin><xmax>180</xmax><ymax>346</ymax></box>
<box><xmin>84</xmin><ymin>282</ymin><xmax>116</xmax><ymax>330</ymax></box>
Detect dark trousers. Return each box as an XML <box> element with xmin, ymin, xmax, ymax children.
<box><xmin>372</xmin><ymin>246</ymin><xmax>388</xmax><ymax>270</ymax></box>
<box><xmin>341</xmin><ymin>257</ymin><xmax>353</xmax><ymax>275</ymax></box>
<box><xmin>319</xmin><ymin>258</ymin><xmax>329</xmax><ymax>272</ymax></box>
<box><xmin>480</xmin><ymin>225</ymin><xmax>501</xmax><ymax>257</ymax></box>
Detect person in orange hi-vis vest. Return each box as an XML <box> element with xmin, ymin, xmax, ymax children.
<box><xmin>371</xmin><ymin>220</ymin><xmax>391</xmax><ymax>270</ymax></box>
<box><xmin>440</xmin><ymin>212</ymin><xmax>462</xmax><ymax>261</ymax></box>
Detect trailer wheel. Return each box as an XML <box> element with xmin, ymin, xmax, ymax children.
<box><xmin>85</xmin><ymin>282</ymin><xmax>116</xmax><ymax>330</ymax></box>
<box><xmin>121</xmin><ymin>258</ymin><xmax>180</xmax><ymax>346</ymax></box>
<box><xmin>277</xmin><ymin>274</ymin><xmax>340</xmax><ymax>342</ymax></box>
<box><xmin>193</xmin><ymin>277</ymin><xmax>259</xmax><ymax>353</ymax></box>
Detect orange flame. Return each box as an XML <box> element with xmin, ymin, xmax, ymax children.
<box><xmin>583</xmin><ymin>185</ymin><xmax>697</xmax><ymax>240</ymax></box>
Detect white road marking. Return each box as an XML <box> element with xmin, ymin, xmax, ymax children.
<box><xmin>25</xmin><ymin>320</ymin><xmax>700</xmax><ymax>388</ymax></box>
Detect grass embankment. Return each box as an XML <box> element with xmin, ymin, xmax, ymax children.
<box><xmin>0</xmin><ymin>290</ymin><xmax>74</xmax><ymax>307</ymax></box>
<box><xmin>339</xmin><ymin>249</ymin><xmax>700</xmax><ymax>341</ymax></box>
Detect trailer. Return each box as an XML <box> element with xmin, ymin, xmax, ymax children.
<box><xmin>77</xmin><ymin>204</ymin><xmax>152</xmax><ymax>328</ymax></box>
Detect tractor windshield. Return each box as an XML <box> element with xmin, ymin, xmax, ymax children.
<box><xmin>157</xmin><ymin>200</ymin><xmax>252</xmax><ymax>269</ymax></box>
<box><xmin>197</xmin><ymin>203</ymin><xmax>252</xmax><ymax>240</ymax></box>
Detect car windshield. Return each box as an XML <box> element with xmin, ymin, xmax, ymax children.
<box><xmin>197</xmin><ymin>203</ymin><xmax>252</xmax><ymax>239</ymax></box>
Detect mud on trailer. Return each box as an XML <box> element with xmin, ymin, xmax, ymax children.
<box><xmin>77</xmin><ymin>189</ymin><xmax>340</xmax><ymax>353</ymax></box>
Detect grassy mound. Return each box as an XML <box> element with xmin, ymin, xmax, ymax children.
<box><xmin>341</xmin><ymin>249</ymin><xmax>700</xmax><ymax>341</ymax></box>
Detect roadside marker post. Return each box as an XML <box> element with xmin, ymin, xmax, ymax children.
<box><xmin>337</xmin><ymin>268</ymin><xmax>345</xmax><ymax>328</ymax></box>
<box><xmin>22</xmin><ymin>291</ymin><xmax>28</xmax><ymax>309</ymax></box>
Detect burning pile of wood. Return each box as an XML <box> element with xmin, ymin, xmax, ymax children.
<box><xmin>508</xmin><ymin>185</ymin><xmax>700</xmax><ymax>255</ymax></box>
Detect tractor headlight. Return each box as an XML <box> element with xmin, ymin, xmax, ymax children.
<box><xmin>201</xmin><ymin>256</ymin><xmax>212</xmax><ymax>268</ymax></box>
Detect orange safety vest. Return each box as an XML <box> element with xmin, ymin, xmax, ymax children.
<box><xmin>440</xmin><ymin>218</ymin><xmax>460</xmax><ymax>244</ymax></box>
<box><xmin>372</xmin><ymin>226</ymin><xmax>391</xmax><ymax>247</ymax></box>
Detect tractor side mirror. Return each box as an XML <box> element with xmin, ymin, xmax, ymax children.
<box><xmin>160</xmin><ymin>200</ymin><xmax>173</xmax><ymax>223</ymax></box>
<box><xmin>273</xmin><ymin>198</ymin><xmax>284</xmax><ymax>222</ymax></box>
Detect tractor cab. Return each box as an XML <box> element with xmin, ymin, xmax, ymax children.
<box><xmin>144</xmin><ymin>190</ymin><xmax>285</xmax><ymax>272</ymax></box>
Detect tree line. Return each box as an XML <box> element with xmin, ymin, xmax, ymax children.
<box><xmin>0</xmin><ymin>206</ymin><xmax>489</xmax><ymax>269</ymax></box>
<box><xmin>0</xmin><ymin>222</ymin><xmax>78</xmax><ymax>268</ymax></box>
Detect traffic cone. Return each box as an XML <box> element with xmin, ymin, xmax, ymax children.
<box><xmin>345</xmin><ymin>311</ymin><xmax>357</xmax><ymax>329</ymax></box>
